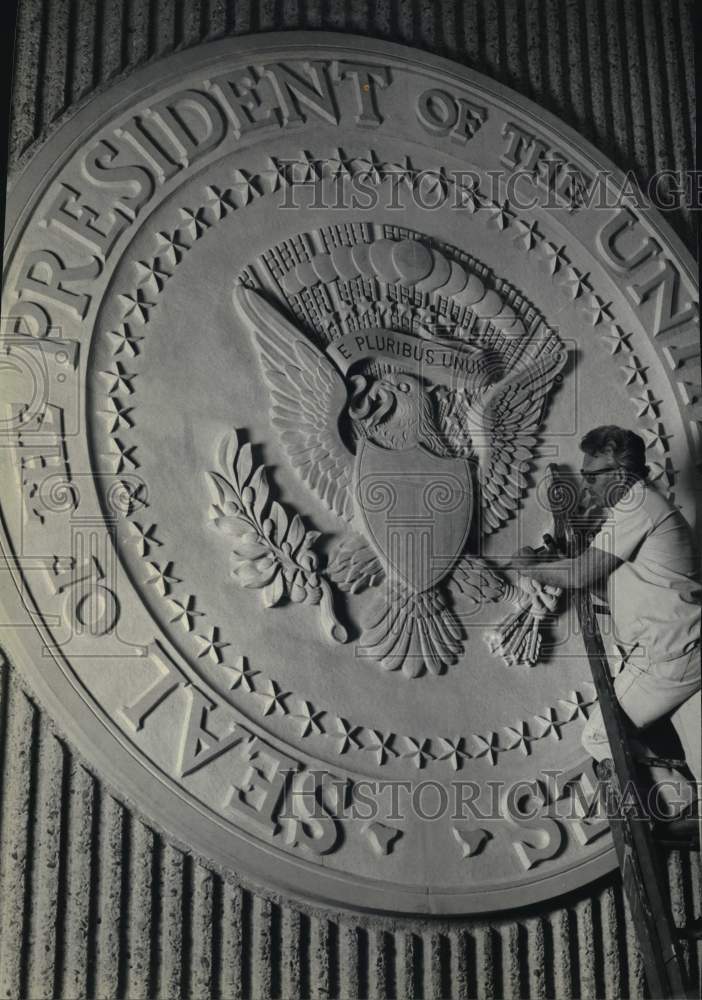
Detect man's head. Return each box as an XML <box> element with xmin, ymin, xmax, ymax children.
<box><xmin>579</xmin><ymin>425</ymin><xmax>649</xmax><ymax>509</ymax></box>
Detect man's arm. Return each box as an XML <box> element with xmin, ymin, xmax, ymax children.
<box><xmin>514</xmin><ymin>546</ymin><xmax>622</xmax><ymax>591</ymax></box>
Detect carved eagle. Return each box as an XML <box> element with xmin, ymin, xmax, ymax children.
<box><xmin>235</xmin><ymin>285</ymin><xmax>566</xmax><ymax>678</ymax></box>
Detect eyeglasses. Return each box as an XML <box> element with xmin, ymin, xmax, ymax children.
<box><xmin>579</xmin><ymin>467</ymin><xmax>619</xmax><ymax>485</ymax></box>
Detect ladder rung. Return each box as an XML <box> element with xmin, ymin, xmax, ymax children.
<box><xmin>653</xmin><ymin>818</ymin><xmax>700</xmax><ymax>851</ymax></box>
<box><xmin>635</xmin><ymin>755</ymin><xmax>688</xmax><ymax>770</ymax></box>
<box><xmin>676</xmin><ymin>918</ymin><xmax>702</xmax><ymax>941</ymax></box>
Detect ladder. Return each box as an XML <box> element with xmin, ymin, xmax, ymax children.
<box><xmin>544</xmin><ymin>463</ymin><xmax>700</xmax><ymax>1000</ymax></box>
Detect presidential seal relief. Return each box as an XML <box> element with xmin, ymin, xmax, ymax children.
<box><xmin>1</xmin><ymin>34</ymin><xmax>698</xmax><ymax>914</ymax></box>
<box><xmin>230</xmin><ymin>271</ymin><xmax>566</xmax><ymax>677</ymax></box>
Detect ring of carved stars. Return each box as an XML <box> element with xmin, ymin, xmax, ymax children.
<box><xmin>91</xmin><ymin>148</ymin><xmax>678</xmax><ymax>769</ymax></box>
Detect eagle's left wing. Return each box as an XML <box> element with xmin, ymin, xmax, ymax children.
<box><xmin>469</xmin><ymin>349</ymin><xmax>568</xmax><ymax>534</ymax></box>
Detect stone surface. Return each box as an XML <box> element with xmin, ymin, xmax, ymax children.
<box><xmin>1</xmin><ymin>1</ymin><xmax>700</xmax><ymax>997</ymax></box>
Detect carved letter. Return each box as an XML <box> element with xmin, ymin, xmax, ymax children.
<box><xmin>15</xmin><ymin>250</ymin><xmax>100</xmax><ymax>319</ymax></box>
<box><xmin>502</xmin><ymin>781</ymin><xmax>563</xmax><ymax>870</ymax></box>
<box><xmin>266</xmin><ymin>61</ymin><xmax>339</xmax><ymax>127</ymax></box>
<box><xmin>628</xmin><ymin>258</ymin><xmax>698</xmax><ymax>336</ymax></box>
<box><xmin>207</xmin><ymin>70</ymin><xmax>275</xmax><ymax>138</ymax></box>
<box><xmin>152</xmin><ymin>89</ymin><xmax>227</xmax><ymax>167</ymax></box>
<box><xmin>44</xmin><ymin>182</ymin><xmax>130</xmax><ymax>257</ymax></box>
<box><xmin>596</xmin><ymin>208</ymin><xmax>660</xmax><ymax>274</ymax></box>
<box><xmin>116</xmin><ymin>115</ymin><xmax>182</xmax><ymax>184</ymax></box>
<box><xmin>225</xmin><ymin>737</ymin><xmax>297</xmax><ymax>837</ymax></box>
<box><xmin>119</xmin><ymin>642</ymin><xmax>185</xmax><ymax>731</ymax></box>
<box><xmin>335</xmin><ymin>61</ymin><xmax>390</xmax><ymax>127</ymax></box>
<box><xmin>178</xmin><ymin>686</ymin><xmax>251</xmax><ymax>777</ymax></box>
<box><xmin>81</xmin><ymin>138</ymin><xmax>155</xmax><ymax>221</ymax></box>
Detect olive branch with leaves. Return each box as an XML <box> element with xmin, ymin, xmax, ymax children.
<box><xmin>208</xmin><ymin>430</ymin><xmax>348</xmax><ymax>643</ymax></box>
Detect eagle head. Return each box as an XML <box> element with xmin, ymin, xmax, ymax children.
<box><xmin>348</xmin><ymin>372</ymin><xmax>436</xmax><ymax>450</ymax></box>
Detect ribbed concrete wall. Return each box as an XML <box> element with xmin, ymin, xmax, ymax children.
<box><xmin>1</xmin><ymin>2</ymin><xmax>699</xmax><ymax>998</ymax></box>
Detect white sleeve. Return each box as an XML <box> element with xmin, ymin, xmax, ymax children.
<box><xmin>589</xmin><ymin>495</ymin><xmax>651</xmax><ymax>561</ymax></box>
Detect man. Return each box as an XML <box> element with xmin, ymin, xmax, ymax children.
<box><xmin>516</xmin><ymin>425</ymin><xmax>701</xmax><ymax>801</ymax></box>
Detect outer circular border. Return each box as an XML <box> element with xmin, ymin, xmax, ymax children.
<box><xmin>1</xmin><ymin>31</ymin><xmax>696</xmax><ymax>916</ymax></box>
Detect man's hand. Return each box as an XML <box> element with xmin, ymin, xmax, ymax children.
<box><xmin>517</xmin><ymin>576</ymin><xmax>563</xmax><ymax>618</ymax></box>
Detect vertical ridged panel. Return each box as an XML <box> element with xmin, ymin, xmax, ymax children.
<box><xmin>58</xmin><ymin>761</ymin><xmax>96</xmax><ymax>998</ymax></box>
<box><xmin>7</xmin><ymin>0</ymin><xmax>696</xmax><ymax>251</ymax></box>
<box><xmin>0</xmin><ymin>686</ymin><xmax>37</xmax><ymax>999</ymax></box>
<box><xmin>0</xmin><ymin>660</ymin><xmax>700</xmax><ymax>996</ymax></box>
<box><xmin>25</xmin><ymin>723</ymin><xmax>64</xmax><ymax>1000</ymax></box>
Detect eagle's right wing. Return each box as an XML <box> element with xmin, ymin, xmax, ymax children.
<box><xmin>234</xmin><ymin>286</ymin><xmax>354</xmax><ymax>521</ymax></box>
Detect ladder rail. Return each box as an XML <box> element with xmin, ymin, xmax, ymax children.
<box><xmin>545</xmin><ymin>464</ymin><xmax>692</xmax><ymax>1000</ymax></box>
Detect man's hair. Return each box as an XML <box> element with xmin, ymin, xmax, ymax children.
<box><xmin>579</xmin><ymin>425</ymin><xmax>649</xmax><ymax>480</ymax></box>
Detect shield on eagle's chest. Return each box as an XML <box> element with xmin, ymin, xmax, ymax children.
<box><xmin>355</xmin><ymin>441</ymin><xmax>473</xmax><ymax>592</ymax></box>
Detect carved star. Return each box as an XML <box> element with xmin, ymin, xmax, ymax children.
<box><xmin>363</xmin><ymin>821</ymin><xmax>403</xmax><ymax>857</ymax></box>
<box><xmin>452</xmin><ymin>826</ymin><xmax>490</xmax><ymax>859</ymax></box>
<box><xmin>363</xmin><ymin>729</ymin><xmax>396</xmax><ymax>765</ymax></box>
<box><xmin>399</xmin><ymin>736</ymin><xmax>434</xmax><ymax>770</ymax></box>
<box><xmin>641</xmin><ymin>424</ymin><xmax>673</xmax><ymax>453</ymax></box>
<box><xmin>395</xmin><ymin>302</ymin><xmax>415</xmax><ymax>322</ymax></box>
<box><xmin>124</xmin><ymin>520</ymin><xmax>161</xmax><ymax>557</ymax></box>
<box><xmin>488</xmin><ymin>199</ymin><xmax>514</xmax><ymax>230</ymax></box>
<box><xmin>332</xmin><ymin>716</ymin><xmax>362</xmax><ymax>754</ymax></box>
<box><xmin>541</xmin><ymin>241</ymin><xmax>569</xmax><ymax>274</ymax></box>
<box><xmin>145</xmin><ymin>560</ymin><xmax>180</xmax><ymax>596</ymax></box>
<box><xmin>99</xmin><ymin>363</ymin><xmax>136</xmax><ymax>395</ymax></box>
<box><xmin>558</xmin><ymin>691</ymin><xmax>591</xmax><ymax>722</ymax></box>
<box><xmin>99</xmin><ymin>396</ymin><xmax>133</xmax><ymax>432</ymax></box>
<box><xmin>414</xmin><ymin>302</ymin><xmax>439</xmax><ymax>328</ymax></box>
<box><xmin>533</xmin><ymin>707</ymin><xmax>565</xmax><ymax>741</ymax></box>
<box><xmin>647</xmin><ymin>458</ymin><xmax>677</xmax><ymax>486</ymax></box>
<box><xmin>436</xmin><ymin>737</ymin><xmax>471</xmax><ymax>770</ymax></box>
<box><xmin>230</xmin><ymin>168</ymin><xmax>261</xmax><ymax>205</ymax></box>
<box><xmin>417</xmin><ymin>167</ymin><xmax>450</xmax><ymax>200</ymax></box>
<box><xmin>223</xmin><ymin>655</ymin><xmax>258</xmax><ymax>693</ymax></box>
<box><xmin>134</xmin><ymin>258</ymin><xmax>170</xmax><ymax>292</ymax></box>
<box><xmin>354</xmin><ymin>149</ymin><xmax>382</xmax><ymax>184</ymax></box>
<box><xmin>632</xmin><ymin>389</ymin><xmax>662</xmax><ymax>418</ymax></box>
<box><xmin>168</xmin><ymin>595</ymin><xmax>203</xmax><ymax>631</ymax></box>
<box><xmin>156</xmin><ymin>229</ymin><xmax>189</xmax><ymax>264</ymax></box>
<box><xmin>326</xmin><ymin>147</ymin><xmax>355</xmax><ymax>179</ymax></box>
<box><xmin>101</xmin><ymin>438</ymin><xmax>138</xmax><ymax>474</ymax></box>
<box><xmin>256</xmin><ymin>678</ymin><xmax>290</xmax><ymax>717</ymax></box>
<box><xmin>381</xmin><ymin>155</ymin><xmax>414</xmax><ymax>186</ymax></box>
<box><xmin>195</xmin><ymin>627</ymin><xmax>229</xmax><ymax>664</ymax></box>
<box><xmin>205</xmin><ymin>184</ymin><xmax>236</xmax><ymax>218</ymax></box>
<box><xmin>562</xmin><ymin>267</ymin><xmax>591</xmax><ymax>299</ymax></box>
<box><xmin>620</xmin><ymin>356</ymin><xmax>648</xmax><ymax>386</ymax></box>
<box><xmin>179</xmin><ymin>206</ymin><xmax>210</xmax><ymax>238</ymax></box>
<box><xmin>333</xmin><ymin>300</ymin><xmax>353</xmax><ymax>322</ymax></box>
<box><xmin>119</xmin><ymin>288</ymin><xmax>154</xmax><ymax>324</ymax></box>
<box><xmin>514</xmin><ymin>218</ymin><xmax>542</xmax><ymax>250</ymax></box>
<box><xmin>601</xmin><ymin>324</ymin><xmax>633</xmax><ymax>355</ymax></box>
<box><xmin>352</xmin><ymin>150</ymin><xmax>383</xmax><ymax>184</ymax></box>
<box><xmin>107</xmin><ymin>324</ymin><xmax>142</xmax><ymax>358</ymax></box>
<box><xmin>112</xmin><ymin>479</ymin><xmax>148</xmax><ymax>517</ymax></box>
<box><xmin>502</xmin><ymin>721</ymin><xmax>532</xmax><ymax>756</ymax></box>
<box><xmin>296</xmin><ymin>149</ymin><xmax>322</xmax><ymax>181</ymax></box>
<box><xmin>584</xmin><ymin>294</ymin><xmax>613</xmax><ymax>326</ymax></box>
<box><xmin>292</xmin><ymin>700</ymin><xmax>324</xmax><ymax>737</ymax></box>
<box><xmin>472</xmin><ymin>732</ymin><xmax>499</xmax><ymax>765</ymax></box>
<box><xmin>453</xmin><ymin>177</ymin><xmax>482</xmax><ymax>211</ymax></box>
<box><xmin>258</xmin><ymin>157</ymin><xmax>291</xmax><ymax>192</ymax></box>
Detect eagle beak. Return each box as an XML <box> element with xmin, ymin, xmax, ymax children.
<box><xmin>367</xmin><ymin>383</ymin><xmax>395</xmax><ymax>425</ymax></box>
